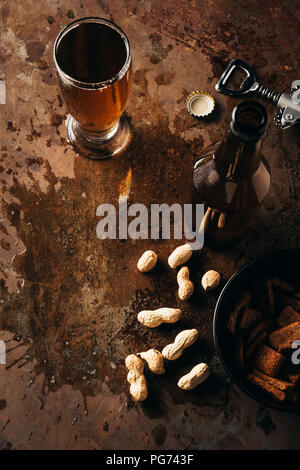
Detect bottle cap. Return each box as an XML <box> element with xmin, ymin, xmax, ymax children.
<box><xmin>186</xmin><ymin>90</ymin><xmax>215</xmax><ymax>118</ymax></box>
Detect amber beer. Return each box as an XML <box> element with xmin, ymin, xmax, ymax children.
<box><xmin>55</xmin><ymin>18</ymin><xmax>132</xmax><ymax>133</ymax></box>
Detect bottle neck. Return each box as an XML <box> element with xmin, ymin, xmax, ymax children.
<box><xmin>214</xmin><ymin>100</ymin><xmax>267</xmax><ymax>181</ymax></box>
<box><xmin>214</xmin><ymin>129</ymin><xmax>263</xmax><ymax>180</ymax></box>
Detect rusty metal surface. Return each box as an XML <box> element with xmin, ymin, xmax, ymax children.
<box><xmin>0</xmin><ymin>0</ymin><xmax>300</xmax><ymax>450</ymax></box>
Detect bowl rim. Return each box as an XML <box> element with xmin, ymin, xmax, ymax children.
<box><xmin>213</xmin><ymin>248</ymin><xmax>300</xmax><ymax>413</ymax></box>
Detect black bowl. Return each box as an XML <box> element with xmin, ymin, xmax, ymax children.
<box><xmin>213</xmin><ymin>249</ymin><xmax>300</xmax><ymax>412</ymax></box>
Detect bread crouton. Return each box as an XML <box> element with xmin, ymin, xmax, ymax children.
<box><xmin>277</xmin><ymin>306</ymin><xmax>300</xmax><ymax>328</ymax></box>
<box><xmin>227</xmin><ymin>292</ymin><xmax>251</xmax><ymax>334</ymax></box>
<box><xmin>247</xmin><ymin>320</ymin><xmax>273</xmax><ymax>345</ymax></box>
<box><xmin>269</xmin><ymin>322</ymin><xmax>300</xmax><ymax>353</ymax></box>
<box><xmin>247</xmin><ymin>373</ymin><xmax>286</xmax><ymax>401</ymax></box>
<box><xmin>245</xmin><ymin>331</ymin><xmax>268</xmax><ymax>362</ymax></box>
<box><xmin>239</xmin><ymin>308</ymin><xmax>263</xmax><ymax>330</ymax></box>
<box><xmin>254</xmin><ymin>345</ymin><xmax>285</xmax><ymax>377</ymax></box>
<box><xmin>251</xmin><ymin>368</ymin><xmax>294</xmax><ymax>392</ymax></box>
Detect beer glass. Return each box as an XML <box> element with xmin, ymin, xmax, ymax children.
<box><xmin>54</xmin><ymin>17</ymin><xmax>132</xmax><ymax>159</ymax></box>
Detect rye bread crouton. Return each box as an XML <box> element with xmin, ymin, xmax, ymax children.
<box><xmin>269</xmin><ymin>322</ymin><xmax>300</xmax><ymax>353</ymax></box>
<box><xmin>251</xmin><ymin>281</ymin><xmax>274</xmax><ymax>317</ymax></box>
<box><xmin>239</xmin><ymin>308</ymin><xmax>263</xmax><ymax>330</ymax></box>
<box><xmin>245</xmin><ymin>331</ymin><xmax>268</xmax><ymax>363</ymax></box>
<box><xmin>277</xmin><ymin>306</ymin><xmax>300</xmax><ymax>328</ymax></box>
<box><xmin>270</xmin><ymin>278</ymin><xmax>295</xmax><ymax>294</ymax></box>
<box><xmin>279</xmin><ymin>295</ymin><xmax>300</xmax><ymax>313</ymax></box>
<box><xmin>251</xmin><ymin>368</ymin><xmax>294</xmax><ymax>392</ymax></box>
<box><xmin>254</xmin><ymin>344</ymin><xmax>285</xmax><ymax>377</ymax></box>
<box><xmin>227</xmin><ymin>292</ymin><xmax>251</xmax><ymax>334</ymax></box>
<box><xmin>247</xmin><ymin>373</ymin><xmax>286</xmax><ymax>401</ymax></box>
<box><xmin>235</xmin><ymin>331</ymin><xmax>246</xmax><ymax>370</ymax></box>
<box><xmin>266</xmin><ymin>279</ymin><xmax>275</xmax><ymax>317</ymax></box>
<box><xmin>247</xmin><ymin>320</ymin><xmax>274</xmax><ymax>345</ymax></box>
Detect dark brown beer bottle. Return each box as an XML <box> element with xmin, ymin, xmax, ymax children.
<box><xmin>193</xmin><ymin>100</ymin><xmax>271</xmax><ymax>248</ymax></box>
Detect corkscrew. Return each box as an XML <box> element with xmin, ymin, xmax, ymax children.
<box><xmin>215</xmin><ymin>59</ymin><xmax>300</xmax><ymax>129</ymax></box>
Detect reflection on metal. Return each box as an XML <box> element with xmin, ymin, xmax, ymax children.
<box><xmin>119</xmin><ymin>167</ymin><xmax>132</xmax><ymax>200</ymax></box>
<box><xmin>0</xmin><ymin>80</ymin><xmax>5</xmax><ymax>104</ymax></box>
<box><xmin>0</xmin><ymin>340</ymin><xmax>6</xmax><ymax>364</ymax></box>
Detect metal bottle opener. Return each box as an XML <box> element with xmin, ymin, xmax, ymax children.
<box><xmin>215</xmin><ymin>59</ymin><xmax>300</xmax><ymax>129</ymax></box>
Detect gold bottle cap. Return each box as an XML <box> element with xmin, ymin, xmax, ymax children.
<box><xmin>186</xmin><ymin>90</ymin><xmax>215</xmax><ymax>118</ymax></box>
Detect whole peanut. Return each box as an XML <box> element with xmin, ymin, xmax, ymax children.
<box><xmin>137</xmin><ymin>250</ymin><xmax>158</xmax><ymax>272</ymax></box>
<box><xmin>162</xmin><ymin>329</ymin><xmax>199</xmax><ymax>361</ymax></box>
<box><xmin>178</xmin><ymin>363</ymin><xmax>210</xmax><ymax>390</ymax></box>
<box><xmin>168</xmin><ymin>244</ymin><xmax>193</xmax><ymax>269</ymax></box>
<box><xmin>137</xmin><ymin>308</ymin><xmax>181</xmax><ymax>328</ymax></box>
<box><xmin>201</xmin><ymin>270</ymin><xmax>221</xmax><ymax>291</ymax></box>
<box><xmin>177</xmin><ymin>266</ymin><xmax>194</xmax><ymax>300</ymax></box>
<box><xmin>125</xmin><ymin>354</ymin><xmax>148</xmax><ymax>401</ymax></box>
<box><xmin>138</xmin><ymin>349</ymin><xmax>165</xmax><ymax>375</ymax></box>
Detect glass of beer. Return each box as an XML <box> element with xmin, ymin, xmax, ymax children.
<box><xmin>54</xmin><ymin>17</ymin><xmax>132</xmax><ymax>159</ymax></box>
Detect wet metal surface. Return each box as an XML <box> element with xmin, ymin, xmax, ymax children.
<box><xmin>0</xmin><ymin>0</ymin><xmax>300</xmax><ymax>450</ymax></box>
